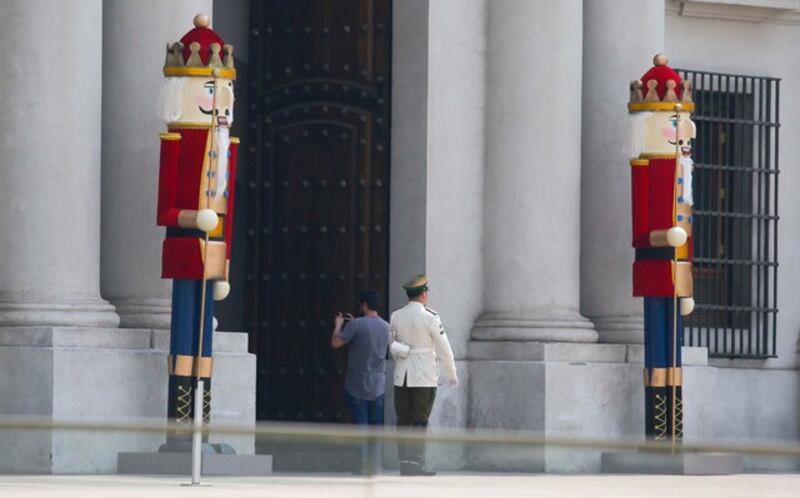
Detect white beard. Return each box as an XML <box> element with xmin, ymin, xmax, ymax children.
<box><xmin>215</xmin><ymin>126</ymin><xmax>229</xmax><ymax>201</ymax></box>
<box><xmin>680</xmin><ymin>155</ymin><xmax>694</xmax><ymax>206</ymax></box>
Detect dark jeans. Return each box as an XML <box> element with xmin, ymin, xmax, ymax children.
<box><xmin>345</xmin><ymin>392</ymin><xmax>385</xmax><ymax>473</ymax></box>
<box><xmin>346</xmin><ymin>392</ymin><xmax>385</xmax><ymax>425</ymax></box>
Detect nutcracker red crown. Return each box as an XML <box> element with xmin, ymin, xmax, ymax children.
<box><xmin>163</xmin><ymin>14</ymin><xmax>236</xmax><ymax>80</ymax></box>
<box><xmin>629</xmin><ymin>54</ymin><xmax>693</xmax><ymax>113</ymax></box>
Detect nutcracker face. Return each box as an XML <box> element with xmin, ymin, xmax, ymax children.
<box><xmin>160</xmin><ymin>76</ymin><xmax>235</xmax><ymax>126</ymax></box>
<box><xmin>178</xmin><ymin>77</ymin><xmax>235</xmax><ymax>125</ymax></box>
<box><xmin>640</xmin><ymin>110</ymin><xmax>696</xmax><ymax>156</ymax></box>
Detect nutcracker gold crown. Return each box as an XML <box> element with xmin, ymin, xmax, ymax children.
<box><xmin>163</xmin><ymin>14</ymin><xmax>236</xmax><ymax>80</ymax></box>
<box><xmin>628</xmin><ymin>54</ymin><xmax>693</xmax><ymax>113</ymax></box>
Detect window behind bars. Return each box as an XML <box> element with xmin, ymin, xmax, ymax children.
<box><xmin>676</xmin><ymin>70</ymin><xmax>780</xmax><ymax>359</ymax></box>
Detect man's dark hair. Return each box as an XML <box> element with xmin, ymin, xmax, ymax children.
<box><xmin>406</xmin><ymin>287</ymin><xmax>425</xmax><ymax>298</ymax></box>
<box><xmin>357</xmin><ymin>289</ymin><xmax>380</xmax><ymax>311</ymax></box>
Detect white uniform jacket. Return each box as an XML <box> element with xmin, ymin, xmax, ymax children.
<box><xmin>390</xmin><ymin>301</ymin><xmax>457</xmax><ymax>387</ymax></box>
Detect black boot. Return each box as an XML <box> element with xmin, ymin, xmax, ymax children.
<box><xmin>666</xmin><ymin>385</ymin><xmax>683</xmax><ymax>442</ymax></box>
<box><xmin>200</xmin><ymin>377</ymin><xmax>211</xmax><ymax>444</ymax></box>
<box><xmin>644</xmin><ymin>385</ymin><xmax>655</xmax><ymax>439</ymax></box>
<box><xmin>652</xmin><ymin>386</ymin><xmax>669</xmax><ymax>441</ymax></box>
<box><xmin>160</xmin><ymin>374</ymin><xmax>195</xmax><ymax>452</ymax></box>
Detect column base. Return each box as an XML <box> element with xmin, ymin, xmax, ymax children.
<box><xmin>112</xmin><ymin>298</ymin><xmax>171</xmax><ymax>329</ymax></box>
<box><xmin>118</xmin><ymin>452</ymin><xmax>273</xmax><ymax>476</ymax></box>
<box><xmin>0</xmin><ymin>298</ymin><xmax>120</xmax><ymax>328</ymax></box>
<box><xmin>471</xmin><ymin>310</ymin><xmax>598</xmax><ymax>343</ymax></box>
<box><xmin>467</xmin><ymin>342</ymin><xmax>799</xmax><ymax>473</ymax></box>
<box><xmin>467</xmin><ymin>341</ymin><xmax>630</xmax><ymax>472</ymax></box>
<box><xmin>601</xmin><ymin>451</ymin><xmax>743</xmax><ymax>475</ymax></box>
<box><xmin>0</xmin><ymin>327</ymin><xmax>255</xmax><ymax>473</ymax></box>
<box><xmin>590</xmin><ymin>314</ymin><xmax>644</xmax><ymax>344</ymax></box>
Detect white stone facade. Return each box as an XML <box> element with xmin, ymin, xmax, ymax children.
<box><xmin>0</xmin><ymin>0</ymin><xmax>797</xmax><ymax>473</ymax></box>
<box><xmin>392</xmin><ymin>0</ymin><xmax>799</xmax><ymax>472</ymax></box>
<box><xmin>0</xmin><ymin>0</ymin><xmax>255</xmax><ymax>474</ymax></box>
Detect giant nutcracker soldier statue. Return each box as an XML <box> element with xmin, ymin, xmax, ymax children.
<box><xmin>156</xmin><ymin>14</ymin><xmax>239</xmax><ymax>450</ymax></box>
<box><xmin>628</xmin><ymin>54</ymin><xmax>696</xmax><ymax>444</ymax></box>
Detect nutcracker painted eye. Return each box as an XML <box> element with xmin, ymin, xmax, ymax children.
<box><xmin>197</xmin><ymin>81</ymin><xmax>217</xmax><ymax>115</ymax></box>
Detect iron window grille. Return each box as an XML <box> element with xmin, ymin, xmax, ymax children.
<box><xmin>675</xmin><ymin>69</ymin><xmax>780</xmax><ymax>359</ymax></box>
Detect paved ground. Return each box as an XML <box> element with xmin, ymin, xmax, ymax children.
<box><xmin>0</xmin><ymin>473</ymin><xmax>798</xmax><ymax>497</ymax></box>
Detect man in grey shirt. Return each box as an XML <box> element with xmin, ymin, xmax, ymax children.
<box><xmin>331</xmin><ymin>289</ymin><xmax>390</xmax><ymax>474</ymax></box>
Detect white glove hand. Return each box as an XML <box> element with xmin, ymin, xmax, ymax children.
<box><xmin>680</xmin><ymin>297</ymin><xmax>695</xmax><ymax>316</ymax></box>
<box><xmin>213</xmin><ymin>281</ymin><xmax>230</xmax><ymax>301</ymax></box>
<box><xmin>390</xmin><ymin>341</ymin><xmax>410</xmax><ymax>359</ymax></box>
<box><xmin>196</xmin><ymin>209</ymin><xmax>219</xmax><ymax>232</ymax></box>
<box><xmin>666</xmin><ymin>226</ymin><xmax>688</xmax><ymax>247</ymax></box>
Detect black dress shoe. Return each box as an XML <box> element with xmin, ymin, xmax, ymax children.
<box><xmin>400</xmin><ymin>461</ymin><xmax>436</xmax><ymax>476</ymax></box>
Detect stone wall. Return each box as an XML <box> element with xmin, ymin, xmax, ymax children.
<box><xmin>0</xmin><ymin>329</ymin><xmax>255</xmax><ymax>473</ymax></box>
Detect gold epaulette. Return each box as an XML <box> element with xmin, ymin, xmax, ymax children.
<box><xmin>159</xmin><ymin>132</ymin><xmax>181</xmax><ymax>141</ymax></box>
<box><xmin>639</xmin><ymin>153</ymin><xmax>677</xmax><ymax>159</ymax></box>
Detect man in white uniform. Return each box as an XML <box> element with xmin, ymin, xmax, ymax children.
<box><xmin>390</xmin><ymin>274</ymin><xmax>458</xmax><ymax>476</ymax></box>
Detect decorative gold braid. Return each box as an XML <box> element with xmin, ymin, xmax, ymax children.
<box><xmin>176</xmin><ymin>384</ymin><xmax>193</xmax><ymax>427</ymax></box>
<box><xmin>202</xmin><ymin>388</ymin><xmax>211</xmax><ymax>425</ymax></box>
<box><xmin>674</xmin><ymin>395</ymin><xmax>684</xmax><ymax>440</ymax></box>
<box><xmin>654</xmin><ymin>394</ymin><xmax>668</xmax><ymax>440</ymax></box>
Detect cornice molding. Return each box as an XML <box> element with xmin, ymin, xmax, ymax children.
<box><xmin>667</xmin><ymin>0</ymin><xmax>800</xmax><ymax>25</ymax></box>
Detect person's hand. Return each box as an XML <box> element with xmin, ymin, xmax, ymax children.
<box><xmin>334</xmin><ymin>312</ymin><xmax>345</xmax><ymax>329</ymax></box>
<box><xmin>448</xmin><ymin>376</ymin><xmax>459</xmax><ymax>387</ymax></box>
<box><xmin>343</xmin><ymin>313</ymin><xmax>354</xmax><ymax>321</ymax></box>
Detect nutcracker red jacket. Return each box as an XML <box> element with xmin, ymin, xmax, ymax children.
<box><xmin>157</xmin><ymin>126</ymin><xmax>239</xmax><ymax>281</ymax></box>
<box><xmin>631</xmin><ymin>156</ymin><xmax>693</xmax><ymax>298</ymax></box>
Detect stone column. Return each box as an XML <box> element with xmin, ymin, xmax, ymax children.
<box><xmin>580</xmin><ymin>0</ymin><xmax>664</xmax><ymax>343</ymax></box>
<box><xmin>390</xmin><ymin>0</ymin><xmax>487</xmax><ymax>470</ymax></box>
<box><xmin>0</xmin><ymin>0</ymin><xmax>118</xmax><ymax>328</ymax></box>
<box><xmin>471</xmin><ymin>0</ymin><xmax>596</xmax><ymax>343</ymax></box>
<box><xmin>101</xmin><ymin>0</ymin><xmax>212</xmax><ymax>328</ymax></box>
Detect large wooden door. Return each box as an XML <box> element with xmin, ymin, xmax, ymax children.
<box><xmin>246</xmin><ymin>0</ymin><xmax>392</xmax><ymax>424</ymax></box>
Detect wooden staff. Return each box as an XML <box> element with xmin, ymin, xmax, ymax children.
<box><xmin>197</xmin><ymin>69</ymin><xmax>221</xmax><ymax>368</ymax></box>
<box><xmin>671</xmin><ymin>103</ymin><xmax>683</xmax><ymax>453</ymax></box>
<box><xmin>191</xmin><ymin>68</ymin><xmax>221</xmax><ymax>486</ymax></box>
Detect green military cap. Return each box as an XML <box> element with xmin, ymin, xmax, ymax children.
<box><xmin>403</xmin><ymin>274</ymin><xmax>429</xmax><ymax>296</ymax></box>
